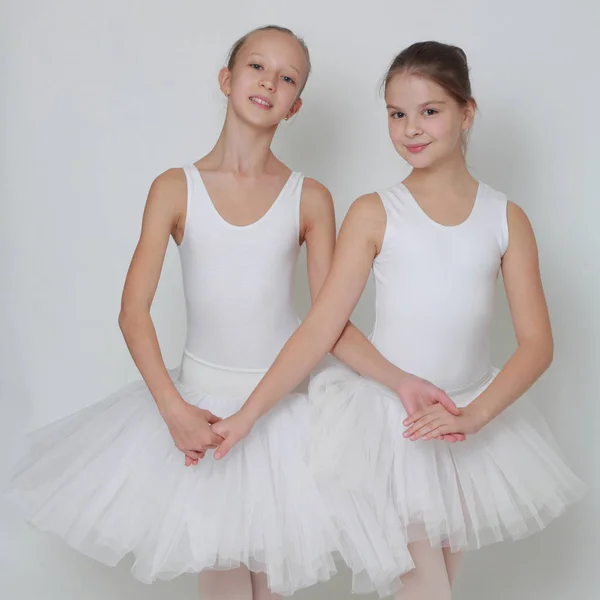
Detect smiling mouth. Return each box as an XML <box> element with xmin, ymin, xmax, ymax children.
<box><xmin>249</xmin><ymin>96</ymin><xmax>273</xmax><ymax>109</ymax></box>
<box><xmin>405</xmin><ymin>143</ymin><xmax>430</xmax><ymax>154</ymax></box>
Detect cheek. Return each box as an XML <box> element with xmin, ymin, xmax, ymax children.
<box><xmin>389</xmin><ymin>120</ymin><xmax>404</xmax><ymax>142</ymax></box>
<box><xmin>432</xmin><ymin>118</ymin><xmax>462</xmax><ymax>143</ymax></box>
<box><xmin>234</xmin><ymin>66</ymin><xmax>265</xmax><ymax>89</ymax></box>
<box><xmin>279</xmin><ymin>85</ymin><xmax>298</xmax><ymax>106</ymax></box>
<box><xmin>230</xmin><ymin>70</ymin><xmax>251</xmax><ymax>94</ymax></box>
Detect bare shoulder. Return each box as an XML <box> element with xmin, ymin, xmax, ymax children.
<box><xmin>149</xmin><ymin>168</ymin><xmax>187</xmax><ymax>201</ymax></box>
<box><xmin>346</xmin><ymin>193</ymin><xmax>386</xmax><ymax>228</ymax></box>
<box><xmin>506</xmin><ymin>200</ymin><xmax>536</xmax><ymax>243</ymax></box>
<box><xmin>338</xmin><ymin>192</ymin><xmax>386</xmax><ymax>252</ymax></box>
<box><xmin>301</xmin><ymin>177</ymin><xmax>334</xmax><ymax>208</ymax></box>
<box><xmin>502</xmin><ymin>200</ymin><xmax>540</xmax><ymax>266</ymax></box>
<box><xmin>507</xmin><ymin>200</ymin><xmax>531</xmax><ymax>226</ymax></box>
<box><xmin>303</xmin><ymin>176</ymin><xmax>331</xmax><ymax>195</ymax></box>
<box><xmin>299</xmin><ymin>177</ymin><xmax>335</xmax><ymax>239</ymax></box>
<box><xmin>136</xmin><ymin>168</ymin><xmax>189</xmax><ymax>243</ymax></box>
<box><xmin>144</xmin><ymin>167</ymin><xmax>187</xmax><ymax>219</ymax></box>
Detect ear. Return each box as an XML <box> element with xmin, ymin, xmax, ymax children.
<box><xmin>462</xmin><ymin>98</ymin><xmax>477</xmax><ymax>131</ymax></box>
<box><xmin>285</xmin><ymin>97</ymin><xmax>303</xmax><ymax>121</ymax></box>
<box><xmin>218</xmin><ymin>67</ymin><xmax>232</xmax><ymax>98</ymax></box>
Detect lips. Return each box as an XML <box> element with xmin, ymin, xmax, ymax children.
<box><xmin>249</xmin><ymin>95</ymin><xmax>273</xmax><ymax>109</ymax></box>
<box><xmin>405</xmin><ymin>143</ymin><xmax>430</xmax><ymax>154</ymax></box>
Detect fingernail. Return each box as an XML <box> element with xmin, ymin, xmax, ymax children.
<box><xmin>214</xmin><ymin>452</ymin><xmax>221</xmax><ymax>460</ymax></box>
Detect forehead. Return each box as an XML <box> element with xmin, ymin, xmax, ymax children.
<box><xmin>239</xmin><ymin>30</ymin><xmax>307</xmax><ymax>71</ymax></box>
<box><xmin>385</xmin><ymin>73</ymin><xmax>450</xmax><ymax>103</ymax></box>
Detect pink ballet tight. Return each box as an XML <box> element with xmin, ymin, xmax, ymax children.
<box><xmin>198</xmin><ymin>566</ymin><xmax>281</xmax><ymax>600</ymax></box>
<box><xmin>394</xmin><ymin>542</ymin><xmax>462</xmax><ymax>600</ymax></box>
<box><xmin>198</xmin><ymin>544</ymin><xmax>460</xmax><ymax>600</ymax></box>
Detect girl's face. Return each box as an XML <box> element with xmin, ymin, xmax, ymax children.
<box><xmin>385</xmin><ymin>73</ymin><xmax>474</xmax><ymax>169</ymax></box>
<box><xmin>220</xmin><ymin>30</ymin><xmax>308</xmax><ymax>128</ymax></box>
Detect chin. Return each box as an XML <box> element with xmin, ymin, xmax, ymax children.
<box><xmin>401</xmin><ymin>152</ymin><xmax>436</xmax><ymax>170</ymax></box>
<box><xmin>238</xmin><ymin>108</ymin><xmax>282</xmax><ymax>129</ymax></box>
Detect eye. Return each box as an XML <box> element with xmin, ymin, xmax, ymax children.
<box><xmin>390</xmin><ymin>111</ymin><xmax>405</xmax><ymax>119</ymax></box>
<box><xmin>282</xmin><ymin>75</ymin><xmax>296</xmax><ymax>85</ymax></box>
<box><xmin>249</xmin><ymin>63</ymin><xmax>263</xmax><ymax>71</ymax></box>
<box><xmin>423</xmin><ymin>108</ymin><xmax>438</xmax><ymax>116</ymax></box>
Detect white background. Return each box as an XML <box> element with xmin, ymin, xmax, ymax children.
<box><xmin>1</xmin><ymin>0</ymin><xmax>598</xmax><ymax>598</ymax></box>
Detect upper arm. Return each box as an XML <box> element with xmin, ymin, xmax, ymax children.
<box><xmin>298</xmin><ymin>178</ymin><xmax>337</xmax><ymax>300</ymax></box>
<box><xmin>302</xmin><ymin>193</ymin><xmax>386</xmax><ymax>337</ymax></box>
<box><xmin>120</xmin><ymin>168</ymin><xmax>187</xmax><ymax>314</ymax></box>
<box><xmin>501</xmin><ymin>201</ymin><xmax>552</xmax><ymax>345</ymax></box>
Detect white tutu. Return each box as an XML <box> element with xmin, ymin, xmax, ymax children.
<box><xmin>7</xmin><ymin>368</ymin><xmax>342</xmax><ymax>596</ymax></box>
<box><xmin>309</xmin><ymin>365</ymin><xmax>586</xmax><ymax>565</ymax></box>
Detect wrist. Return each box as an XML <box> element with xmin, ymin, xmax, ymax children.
<box><xmin>155</xmin><ymin>391</ymin><xmax>186</xmax><ymax>418</ymax></box>
<box><xmin>391</xmin><ymin>368</ymin><xmax>411</xmax><ymax>392</ymax></box>
<box><xmin>466</xmin><ymin>402</ymin><xmax>491</xmax><ymax>431</ymax></box>
<box><xmin>238</xmin><ymin>402</ymin><xmax>263</xmax><ymax>426</ymax></box>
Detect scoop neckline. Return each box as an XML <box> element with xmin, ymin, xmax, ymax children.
<box><xmin>193</xmin><ymin>165</ymin><xmax>296</xmax><ymax>230</ymax></box>
<box><xmin>398</xmin><ymin>181</ymin><xmax>483</xmax><ymax>230</ymax></box>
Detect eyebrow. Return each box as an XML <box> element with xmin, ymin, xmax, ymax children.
<box><xmin>386</xmin><ymin>100</ymin><xmax>447</xmax><ymax>110</ymax></box>
<box><xmin>247</xmin><ymin>52</ymin><xmax>301</xmax><ymax>75</ymax></box>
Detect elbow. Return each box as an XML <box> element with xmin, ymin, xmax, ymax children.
<box><xmin>118</xmin><ymin>303</ymin><xmax>147</xmax><ymax>337</ymax></box>
<box><xmin>118</xmin><ymin>304</ymin><xmax>131</xmax><ymax>332</ymax></box>
<box><xmin>543</xmin><ymin>335</ymin><xmax>554</xmax><ymax>371</ymax></box>
<box><xmin>330</xmin><ymin>323</ymin><xmax>351</xmax><ymax>359</ymax></box>
<box><xmin>528</xmin><ymin>332</ymin><xmax>554</xmax><ymax>374</ymax></box>
<box><xmin>330</xmin><ymin>343</ymin><xmax>343</xmax><ymax>362</ymax></box>
<box><xmin>118</xmin><ymin>308</ymin><xmax>131</xmax><ymax>337</ymax></box>
<box><xmin>330</xmin><ymin>344</ymin><xmax>343</xmax><ymax>360</ymax></box>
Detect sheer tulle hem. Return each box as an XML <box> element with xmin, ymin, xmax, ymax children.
<box><xmin>309</xmin><ymin>365</ymin><xmax>586</xmax><ymax>563</ymax></box>
<box><xmin>8</xmin><ymin>371</ymin><xmax>339</xmax><ymax>595</ymax></box>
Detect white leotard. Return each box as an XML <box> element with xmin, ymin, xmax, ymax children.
<box><xmin>371</xmin><ymin>181</ymin><xmax>509</xmax><ymax>391</ymax></box>
<box><xmin>178</xmin><ymin>166</ymin><xmax>304</xmax><ymax>372</ymax></box>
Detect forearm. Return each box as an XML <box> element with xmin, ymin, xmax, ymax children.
<box><xmin>470</xmin><ymin>335</ymin><xmax>553</xmax><ymax>425</ymax></box>
<box><xmin>118</xmin><ymin>307</ymin><xmax>181</xmax><ymax>415</ymax></box>
<box><xmin>240</xmin><ymin>311</ymin><xmax>344</xmax><ymax>421</ymax></box>
<box><xmin>240</xmin><ymin>192</ymin><xmax>383</xmax><ymax>423</ymax></box>
<box><xmin>331</xmin><ymin>322</ymin><xmax>408</xmax><ymax>390</ymax></box>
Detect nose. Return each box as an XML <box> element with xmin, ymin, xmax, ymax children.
<box><xmin>260</xmin><ymin>76</ymin><xmax>276</xmax><ymax>93</ymax></box>
<box><xmin>404</xmin><ymin>116</ymin><xmax>423</xmax><ymax>138</ymax></box>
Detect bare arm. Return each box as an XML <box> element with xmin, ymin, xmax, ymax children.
<box><xmin>468</xmin><ymin>201</ymin><xmax>553</xmax><ymax>423</ymax></box>
<box><xmin>242</xmin><ymin>194</ymin><xmax>380</xmax><ymax>421</ymax></box>
<box><xmin>119</xmin><ymin>168</ymin><xmax>222</xmax><ymax>461</ymax></box>
<box><xmin>404</xmin><ymin>202</ymin><xmax>554</xmax><ymax>439</ymax></box>
<box><xmin>301</xmin><ymin>183</ymin><xmax>459</xmax><ymax>423</ymax></box>
<box><xmin>118</xmin><ymin>169</ymin><xmax>186</xmax><ymax>412</ymax></box>
<box><xmin>300</xmin><ymin>181</ymin><xmax>407</xmax><ymax>390</ymax></box>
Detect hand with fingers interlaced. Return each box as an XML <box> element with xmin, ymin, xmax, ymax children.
<box><xmin>160</xmin><ymin>397</ymin><xmax>224</xmax><ymax>466</ymax></box>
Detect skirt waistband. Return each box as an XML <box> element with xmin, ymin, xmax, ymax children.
<box><xmin>179</xmin><ymin>352</ymin><xmax>310</xmax><ymax>398</ymax></box>
<box><xmin>179</xmin><ymin>353</ymin><xmax>266</xmax><ymax>399</ymax></box>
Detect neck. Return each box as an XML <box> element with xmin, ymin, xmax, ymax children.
<box><xmin>404</xmin><ymin>147</ymin><xmax>475</xmax><ymax>194</ymax></box>
<box><xmin>207</xmin><ymin>110</ymin><xmax>279</xmax><ymax>175</ymax></box>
